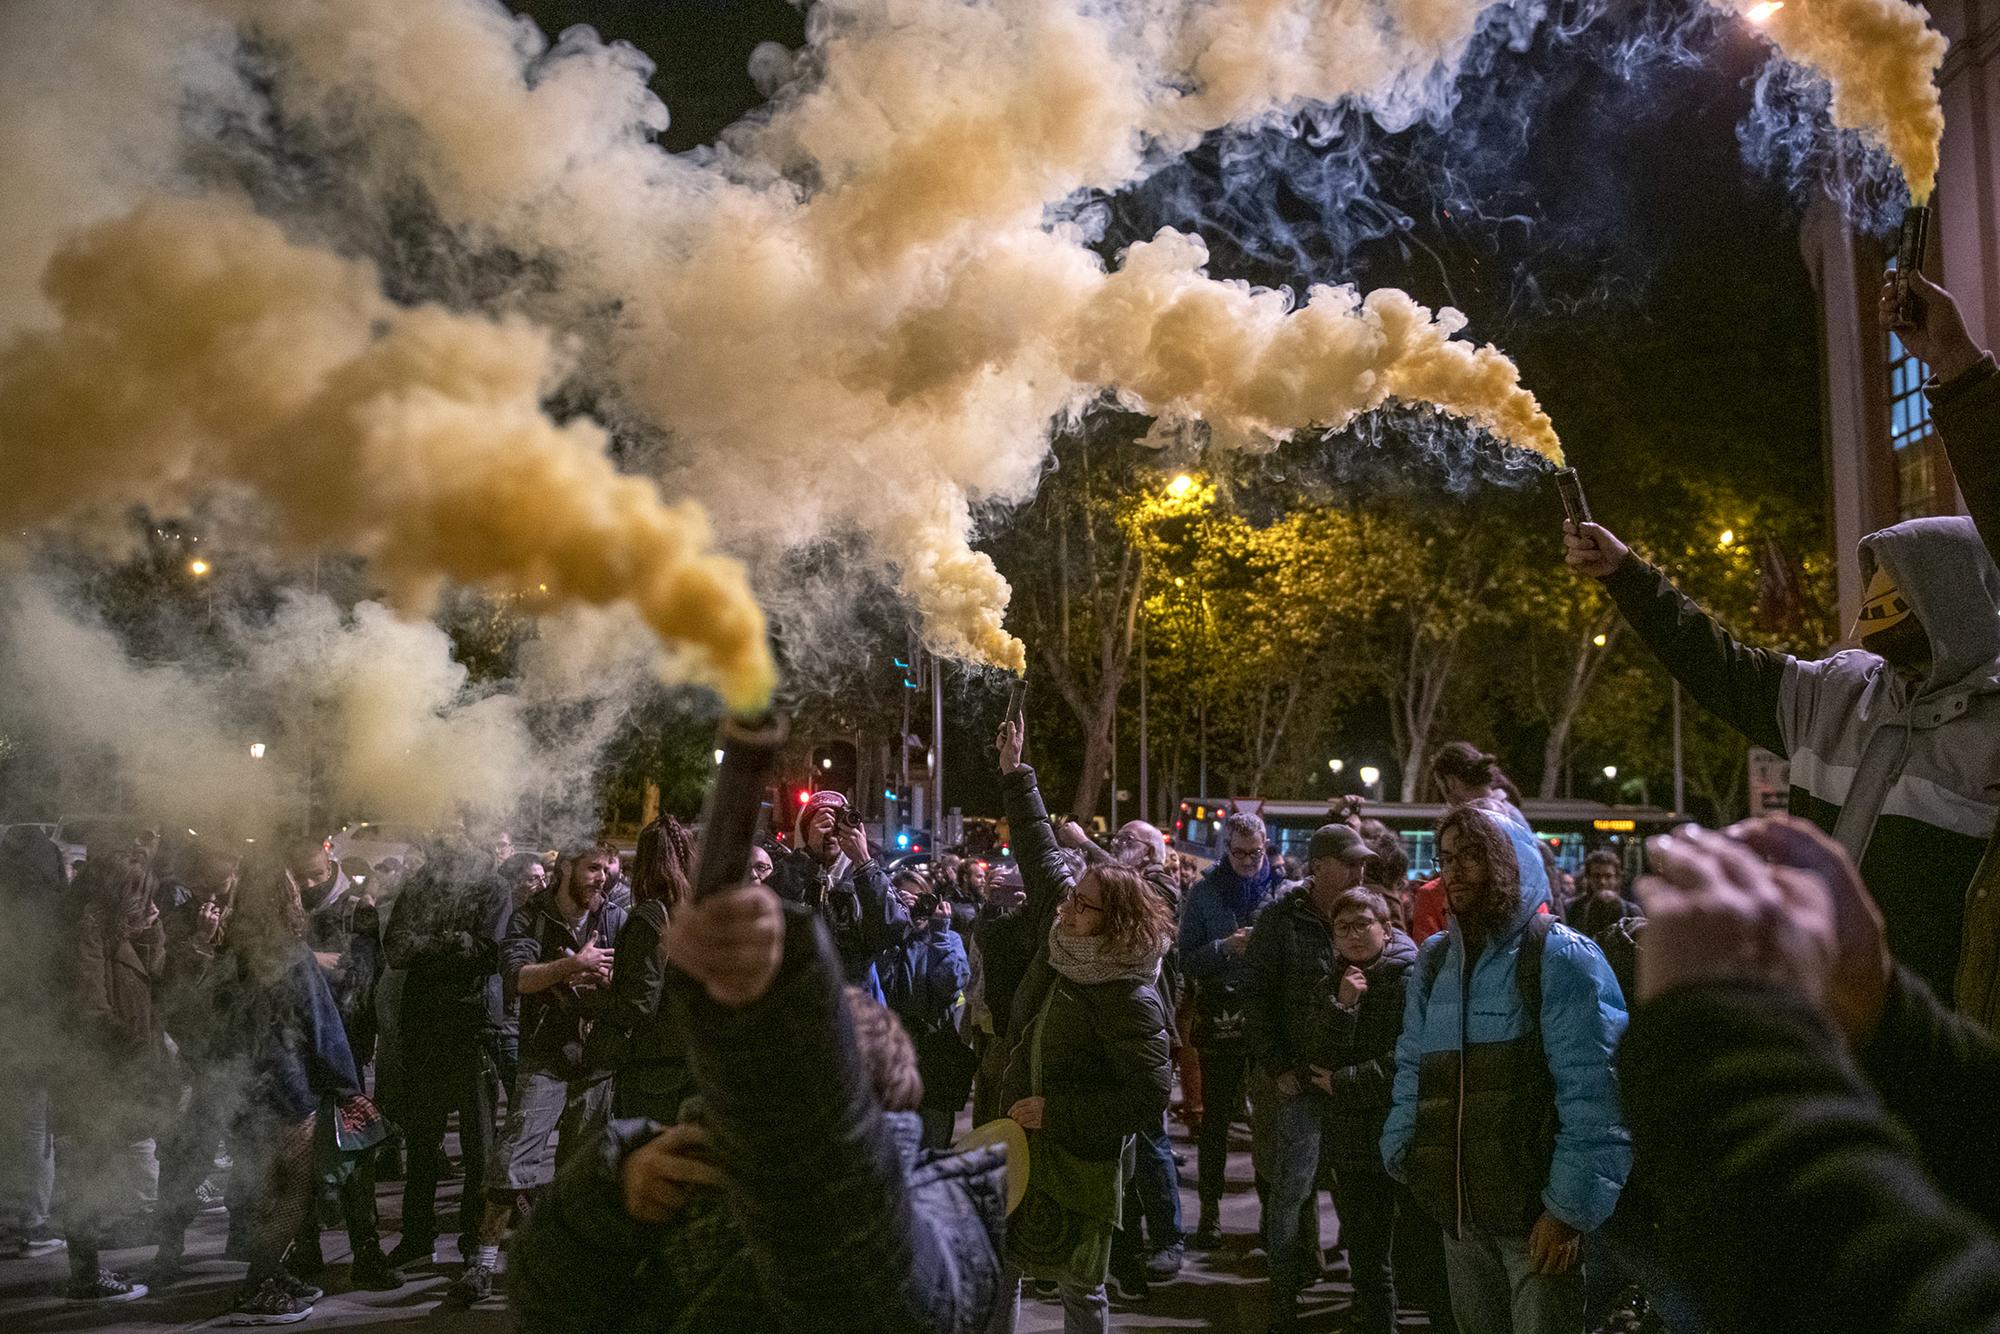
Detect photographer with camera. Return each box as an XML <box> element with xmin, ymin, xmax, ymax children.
<box><xmin>770</xmin><ymin>789</ymin><xmax>911</xmax><ymax>1002</ymax></box>
<box><xmin>879</xmin><ymin>869</ymin><xmax>974</xmax><ymax>1147</ymax></box>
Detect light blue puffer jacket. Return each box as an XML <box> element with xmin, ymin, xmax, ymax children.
<box><xmin>1380</xmin><ymin>811</ymin><xmax>1632</xmax><ymax>1234</ymax></box>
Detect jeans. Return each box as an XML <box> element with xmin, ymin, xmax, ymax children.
<box><xmin>1120</xmin><ymin>1112</ymin><xmax>1183</xmax><ymax>1249</ymax></box>
<box><xmin>1440</xmin><ymin>1225</ymin><xmax>1586</xmax><ymax>1334</ymax></box>
<box><xmin>1</xmin><ymin>1081</ymin><xmax>54</xmax><ymax>1235</ymax></box>
<box><xmin>399</xmin><ymin>1031</ymin><xmax>498</xmax><ymax>1248</ymax></box>
<box><xmin>1264</xmin><ymin>1095</ymin><xmax>1396</xmax><ymax>1331</ymax></box>
<box><xmin>985</xmin><ymin>1262</ymin><xmax>1109</xmax><ymax>1334</ymax></box>
<box><xmin>1196</xmin><ymin>1044</ymin><xmax>1249</xmax><ymax>1213</ymax></box>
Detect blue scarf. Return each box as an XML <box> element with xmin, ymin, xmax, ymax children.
<box><xmin>1210</xmin><ymin>859</ymin><xmax>1275</xmax><ymax>923</ymax></box>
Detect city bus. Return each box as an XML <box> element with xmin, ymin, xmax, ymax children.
<box><xmin>1171</xmin><ymin>795</ymin><xmax>1684</xmax><ymax>883</ymax></box>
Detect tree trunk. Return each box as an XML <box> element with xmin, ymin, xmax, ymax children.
<box><xmin>1536</xmin><ymin>618</ymin><xmax>1620</xmax><ymax>799</ymax></box>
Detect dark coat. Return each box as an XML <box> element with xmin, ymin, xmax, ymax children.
<box><xmin>71</xmin><ymin>905</ymin><xmax>167</xmax><ymax>1061</ymax></box>
<box><xmin>384</xmin><ymin>863</ymin><xmax>511</xmax><ymax>1042</ymax></box>
<box><xmin>995</xmin><ymin>765</ymin><xmax>1173</xmax><ymax>1162</ymax></box>
<box><xmin>1621</xmin><ymin>970</ymin><xmax>2000</xmax><ymax>1334</ymax></box>
<box><xmin>1180</xmin><ymin>859</ymin><xmax>1278</xmax><ymax>1046</ymax></box>
<box><xmin>511</xmin><ymin>908</ymin><xmax>1006</xmax><ymax>1334</ymax></box>
<box><xmin>503</xmin><ymin>887</ymin><xmax>628</xmax><ymax>1082</ymax></box>
<box><xmin>304</xmin><ymin>874</ymin><xmax>383</xmax><ymax>1065</ymax></box>
<box><xmin>1244</xmin><ymin>887</ymin><xmax>1417</xmax><ymax>1171</ymax></box>
<box><xmin>589</xmin><ymin>900</ymin><xmax>693</xmax><ymax>1122</ymax></box>
<box><xmin>769</xmin><ymin>847</ymin><xmax>909</xmax><ymax>1000</ymax></box>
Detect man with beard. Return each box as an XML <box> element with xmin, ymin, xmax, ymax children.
<box><xmin>1382</xmin><ymin>802</ymin><xmax>1630</xmax><ymax>1334</ymax></box>
<box><xmin>447</xmin><ymin>841</ymin><xmax>626</xmax><ymax>1307</ymax></box>
<box><xmin>769</xmin><ymin>790</ymin><xmax>909</xmax><ymax>1002</ymax></box>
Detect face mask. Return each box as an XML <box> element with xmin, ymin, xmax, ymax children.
<box><xmin>1853</xmin><ymin>564</ymin><xmax>1932</xmax><ymax>672</ymax></box>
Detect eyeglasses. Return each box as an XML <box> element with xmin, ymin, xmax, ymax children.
<box><xmin>1333</xmin><ymin>918</ymin><xmax>1381</xmax><ymax>937</ymax></box>
<box><xmin>1068</xmin><ymin>897</ymin><xmax>1105</xmax><ymax>915</ymax></box>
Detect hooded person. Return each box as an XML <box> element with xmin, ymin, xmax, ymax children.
<box><xmin>1566</xmin><ymin>514</ymin><xmax>2000</xmax><ymax>1002</ymax></box>
<box><xmin>1382</xmin><ymin>803</ymin><xmax>1631</xmax><ymax>1334</ymax></box>
<box><xmin>769</xmin><ymin>789</ymin><xmax>910</xmax><ymax>1003</ymax></box>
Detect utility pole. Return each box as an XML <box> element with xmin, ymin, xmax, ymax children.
<box><xmin>930</xmin><ymin>648</ymin><xmax>945</xmax><ymax>853</ymax></box>
<box><xmin>1138</xmin><ymin>618</ymin><xmax>1150</xmax><ymax>824</ymax></box>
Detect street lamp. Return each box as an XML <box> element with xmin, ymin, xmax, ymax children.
<box><xmin>1592</xmin><ymin>633</ymin><xmax>1608</xmax><ymax>648</ymax></box>
<box><xmin>1328</xmin><ymin>758</ymin><xmax>1344</xmax><ymax>773</ymax></box>
<box><xmin>249</xmin><ymin>742</ymin><xmax>266</xmax><ymax>760</ymax></box>
<box><xmin>821</xmin><ymin>756</ymin><xmax>833</xmax><ymax>771</ymax></box>
<box><xmin>1603</xmin><ymin>765</ymin><xmax>1619</xmax><ymax>780</ymax></box>
<box><xmin>1358</xmin><ymin>765</ymin><xmax>1382</xmax><ymax>800</ymax></box>
<box><xmin>1718</xmin><ymin>529</ymin><xmax>1735</xmax><ymax>547</ymax></box>
<box><xmin>188</xmin><ymin>558</ymin><xmax>211</xmax><ymax>577</ymax></box>
<box><xmin>1167</xmin><ymin>473</ymin><xmax>1195</xmax><ymax>498</ymax></box>
<box><xmin>713</xmin><ymin>749</ymin><xmax>724</xmax><ymax>766</ymax></box>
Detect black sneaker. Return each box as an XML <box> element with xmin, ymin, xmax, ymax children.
<box><xmin>227</xmin><ymin>1277</ymin><xmax>312</xmax><ymax>1325</ymax></box>
<box><xmin>1189</xmin><ymin>1218</ymin><xmax>1224</xmax><ymax>1250</ymax></box>
<box><xmin>444</xmin><ymin>1262</ymin><xmax>493</xmax><ymax>1306</ymax></box>
<box><xmin>383</xmin><ymin>1236</ymin><xmax>438</xmax><ymax>1269</ymax></box>
<box><xmin>1144</xmin><ymin>1241</ymin><xmax>1185</xmax><ymax>1281</ymax></box>
<box><xmin>1108</xmin><ymin>1263</ymin><xmax>1151</xmax><ymax>1302</ymax></box>
<box><xmin>349</xmin><ymin>1249</ymin><xmax>405</xmax><ymax>1291</ymax></box>
<box><xmin>66</xmin><ymin>1269</ymin><xmax>148</xmax><ymax>1303</ymax></box>
<box><xmin>278</xmin><ymin>1271</ymin><xmax>324</xmax><ymax>1304</ymax></box>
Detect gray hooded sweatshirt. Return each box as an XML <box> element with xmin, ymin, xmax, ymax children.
<box><xmin>1606</xmin><ymin>515</ymin><xmax>2000</xmax><ymax>998</ymax></box>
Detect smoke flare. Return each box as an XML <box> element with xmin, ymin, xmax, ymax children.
<box><xmin>1726</xmin><ymin>0</ymin><xmax>1946</xmax><ymax>202</ymax></box>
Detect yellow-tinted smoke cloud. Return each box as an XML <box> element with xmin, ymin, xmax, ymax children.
<box><xmin>201</xmin><ymin>0</ymin><xmax>1559</xmax><ymax>675</ymax></box>
<box><xmin>0</xmin><ymin>198</ymin><xmax>775</xmax><ymax>711</ymax></box>
<box><xmin>1730</xmin><ymin>0</ymin><xmax>1946</xmax><ymax>202</ymax></box>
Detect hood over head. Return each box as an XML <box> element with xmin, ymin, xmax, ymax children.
<box><xmin>1441</xmin><ymin>802</ymin><xmax>1550</xmax><ymax>949</ymax></box>
<box><xmin>1857</xmin><ymin>517</ymin><xmax>2000</xmax><ymax>691</ymax></box>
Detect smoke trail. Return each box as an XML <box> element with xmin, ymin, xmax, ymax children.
<box><xmin>0</xmin><ymin>197</ymin><xmax>775</xmax><ymax>710</ymax></box>
<box><xmin>0</xmin><ymin>578</ymin><xmax>648</xmax><ymax>831</ymax></box>
<box><xmin>1724</xmin><ymin>0</ymin><xmax>1945</xmax><ymax>202</ymax></box>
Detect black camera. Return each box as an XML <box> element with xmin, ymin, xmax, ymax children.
<box><xmin>913</xmin><ymin>890</ymin><xmax>942</xmax><ymax>920</ymax></box>
<box><xmin>833</xmin><ymin>804</ymin><xmax>863</xmax><ymax>832</ymax></box>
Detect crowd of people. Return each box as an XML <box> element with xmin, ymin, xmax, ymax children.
<box><xmin>2</xmin><ymin>270</ymin><xmax>2000</xmax><ymax>1334</ymax></box>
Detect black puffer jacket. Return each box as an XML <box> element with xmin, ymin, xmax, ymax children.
<box><xmin>512</xmin><ymin>907</ymin><xmax>1006</xmax><ymax>1334</ymax></box>
<box><xmin>995</xmin><ymin>765</ymin><xmax>1172</xmax><ymax>1162</ymax></box>
<box><xmin>769</xmin><ymin>848</ymin><xmax>909</xmax><ymax>998</ymax></box>
<box><xmin>1244</xmin><ymin>887</ymin><xmax>1417</xmax><ymax>1171</ymax></box>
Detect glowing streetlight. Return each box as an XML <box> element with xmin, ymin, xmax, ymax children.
<box><xmin>1592</xmin><ymin>633</ymin><xmax>1608</xmax><ymax>648</ymax></box>
<box><xmin>1719</xmin><ymin>529</ymin><xmax>1736</xmax><ymax>547</ymax></box>
<box><xmin>1358</xmin><ymin>765</ymin><xmax>1381</xmax><ymax>787</ymax></box>
<box><xmin>821</xmin><ymin>756</ymin><xmax>834</xmax><ymax>771</ymax></box>
<box><xmin>1174</xmin><ymin>576</ymin><xmax>1186</xmax><ymax>588</ymax></box>
<box><xmin>1603</xmin><ymin>764</ymin><xmax>1619</xmax><ymax>780</ymax></box>
<box><xmin>188</xmin><ymin>558</ymin><xmax>211</xmax><ymax>577</ymax></box>
<box><xmin>249</xmin><ymin>742</ymin><xmax>267</xmax><ymax>759</ymax></box>
<box><xmin>1328</xmin><ymin>758</ymin><xmax>1344</xmax><ymax>773</ymax></box>
<box><xmin>713</xmin><ymin>749</ymin><xmax>725</xmax><ymax>766</ymax></box>
<box><xmin>1167</xmin><ymin>473</ymin><xmax>1195</xmax><ymax>498</ymax></box>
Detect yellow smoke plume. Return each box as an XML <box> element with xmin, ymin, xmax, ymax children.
<box><xmin>1731</xmin><ymin>0</ymin><xmax>1946</xmax><ymax>202</ymax></box>
<box><xmin>0</xmin><ymin>198</ymin><xmax>775</xmax><ymax>711</ymax></box>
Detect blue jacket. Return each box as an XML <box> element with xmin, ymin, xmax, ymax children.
<box><xmin>1180</xmin><ymin>860</ymin><xmax>1277</xmax><ymax>1038</ymax></box>
<box><xmin>1380</xmin><ymin>815</ymin><xmax>1631</xmax><ymax>1235</ymax></box>
<box><xmin>878</xmin><ymin>925</ymin><xmax>970</xmax><ymax>1036</ymax></box>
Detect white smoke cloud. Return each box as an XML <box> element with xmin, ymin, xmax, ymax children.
<box><xmin>0</xmin><ymin>577</ymin><xmax>648</xmax><ymax>833</ymax></box>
